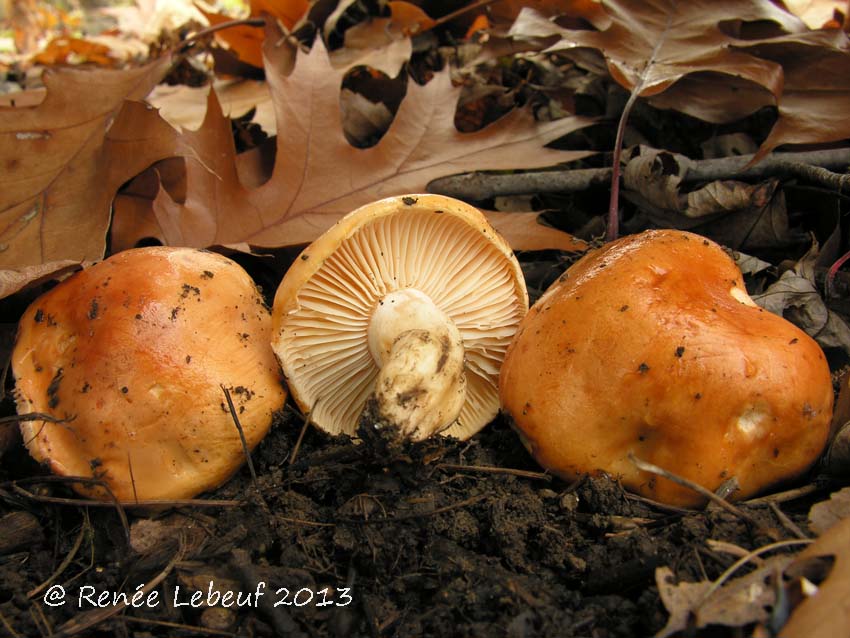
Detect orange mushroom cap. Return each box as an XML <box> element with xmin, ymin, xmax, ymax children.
<box><xmin>12</xmin><ymin>247</ymin><xmax>286</xmax><ymax>502</ymax></box>
<box><xmin>500</xmin><ymin>230</ymin><xmax>833</xmax><ymax>507</ymax></box>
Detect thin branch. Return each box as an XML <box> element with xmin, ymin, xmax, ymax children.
<box><xmin>345</xmin><ymin>493</ymin><xmax>488</xmax><ymax>524</ymax></box>
<box><xmin>10</xmin><ymin>476</ymin><xmax>130</xmax><ymax>546</ymax></box>
<box><xmin>0</xmin><ymin>412</ymin><xmax>74</xmax><ymax>425</ymax></box>
<box><xmin>277</xmin><ymin>516</ymin><xmax>334</xmax><ymax>528</ymax></box>
<box><xmin>127</xmin><ymin>452</ymin><xmax>138</xmax><ymax>505</ymax></box>
<box><xmin>767</xmin><ymin>501</ymin><xmax>809</xmax><ymax>540</ymax></box>
<box><xmin>0</xmin><ymin>610</ymin><xmax>21</xmax><ymax>638</ymax></box>
<box><xmin>629</xmin><ymin>455</ymin><xmax>769</xmax><ymax>534</ymax></box>
<box><xmin>436</xmin><ymin>463</ymin><xmax>552</xmax><ymax>481</ymax></box>
<box><xmin>53</xmin><ymin>538</ymin><xmax>186</xmax><ymax>638</ymax></box>
<box><xmin>120</xmin><ymin>616</ymin><xmax>242</xmax><ymax>638</ymax></box>
<box><xmin>5</xmin><ymin>479</ymin><xmax>239</xmax><ymax>508</ymax></box>
<box><xmin>743</xmin><ymin>483</ymin><xmax>827</xmax><ymax>506</ymax></box>
<box><xmin>28</xmin><ymin>512</ymin><xmax>89</xmax><ymax>599</ymax></box>
<box><xmin>624</xmin><ymin>491</ymin><xmax>695</xmax><ymax>515</ymax></box>
<box><xmin>772</xmin><ymin>160</ymin><xmax>850</xmax><ymax>190</ymax></box>
<box><xmin>696</xmin><ymin>538</ymin><xmax>812</xmax><ymax>607</ymax></box>
<box><xmin>289</xmin><ymin>399</ymin><xmax>319</xmax><ymax>467</ymax></box>
<box><xmin>220</xmin><ymin>385</ymin><xmax>270</xmax><ymax>515</ymax></box>
<box><xmin>179</xmin><ymin>17</ymin><xmax>267</xmax><ymax>52</ymax></box>
<box><xmin>431</xmin><ymin>0</ymin><xmax>500</xmax><ymax>29</ymax></box>
<box><xmin>428</xmin><ymin>148</ymin><xmax>850</xmax><ymax>200</ymax></box>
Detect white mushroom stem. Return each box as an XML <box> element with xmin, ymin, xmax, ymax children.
<box><xmin>365</xmin><ymin>289</ymin><xmax>466</xmax><ymax>441</ymax></box>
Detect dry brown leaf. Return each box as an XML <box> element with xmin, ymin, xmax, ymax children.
<box><xmin>485</xmin><ymin>0</ymin><xmax>580</xmax><ymax>29</ymax></box>
<box><xmin>317</xmin><ymin>0</ymin><xmax>435</xmax><ymax>76</ymax></box>
<box><xmin>0</xmin><ymin>260</ymin><xmax>81</xmax><ymax>299</ymax></box>
<box><xmin>741</xmin><ymin>37</ymin><xmax>850</xmax><ymax>159</ymax></box>
<box><xmin>112</xmin><ymin>34</ymin><xmax>592</xmax><ymax>252</ymax></box>
<box><xmin>621</xmin><ymin>147</ymin><xmax>803</xmax><ymax>252</ymax></box>
<box><xmin>826</xmin><ymin>421</ymin><xmax>850</xmax><ymax>475</ymax></box>
<box><xmin>485</xmin><ymin>211</ymin><xmax>587</xmax><ymax>252</ymax></box>
<box><xmin>511</xmin><ymin>3</ymin><xmax>850</xmax><ymax>159</ymax></box>
<box><xmin>781</xmin><ymin>516</ymin><xmax>850</xmax><ymax>638</ymax></box>
<box><xmin>655</xmin><ymin>556</ymin><xmax>794</xmax><ymax>637</ymax></box>
<box><xmin>147</xmin><ymin>80</ymin><xmax>275</xmax><ymax>133</ymax></box>
<box><xmin>622</xmin><ymin>146</ymin><xmax>774</xmax><ymax>218</ymax></box>
<box><xmin>808</xmin><ymin>487</ymin><xmax>850</xmax><ymax>534</ymax></box>
<box><xmin>512</xmin><ymin>1</ymin><xmax>804</xmax><ymax>98</ymax></box>
<box><xmin>328</xmin><ymin>19</ymin><xmax>413</xmax><ymax>77</ymax></box>
<box><xmin>751</xmin><ymin>256</ymin><xmax>850</xmax><ymax>353</ymax></box>
<box><xmin>646</xmin><ymin>72</ymin><xmax>775</xmax><ymax>124</ymax></box>
<box><xmin>0</xmin><ymin>58</ymin><xmax>177</xmax><ymax>272</ymax></box>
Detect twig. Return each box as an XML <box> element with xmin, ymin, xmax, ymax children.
<box><xmin>428</xmin><ymin>148</ymin><xmax>850</xmax><ymax>200</ymax></box>
<box><xmin>221</xmin><ymin>384</ymin><xmax>270</xmax><ymax>515</ymax></box>
<box><xmin>127</xmin><ymin>452</ymin><xmax>138</xmax><ymax>505</ymax></box>
<box><xmin>120</xmin><ymin>616</ymin><xmax>243</xmax><ymax>637</ymax></box>
<box><xmin>629</xmin><ymin>455</ymin><xmax>769</xmax><ymax>533</ymax></box>
<box><xmin>0</xmin><ymin>412</ymin><xmax>74</xmax><ymax>425</ymax></box>
<box><xmin>29</xmin><ymin>605</ymin><xmax>52</xmax><ymax>637</ymax></box>
<box><xmin>289</xmin><ymin>400</ymin><xmax>318</xmax><ymax>466</ymax></box>
<box><xmin>429</xmin><ymin>167</ymin><xmax>614</xmax><ymax>200</ymax></box>
<box><xmin>0</xmin><ymin>356</ymin><xmax>8</xmax><ymax>404</ymax></box>
<box><xmin>0</xmin><ymin>610</ymin><xmax>21</xmax><ymax>638</ymax></box>
<box><xmin>230</xmin><ymin>549</ymin><xmax>302</xmax><ymax>636</ymax></box>
<box><xmin>772</xmin><ymin>160</ymin><xmax>850</xmax><ymax>190</ymax></box>
<box><xmin>53</xmin><ymin>538</ymin><xmax>186</xmax><ymax>638</ymax></box>
<box><xmin>431</xmin><ymin>0</ymin><xmax>500</xmax><ymax>29</ymax></box>
<box><xmin>743</xmin><ymin>483</ymin><xmax>827</xmax><ymax>506</ymax></box>
<box><xmin>696</xmin><ymin>538</ymin><xmax>812</xmax><ymax>607</ymax></box>
<box><xmin>179</xmin><ymin>18</ymin><xmax>267</xmax><ymax>52</ymax></box>
<box><xmin>767</xmin><ymin>501</ymin><xmax>809</xmax><ymax>540</ymax></box>
<box><xmin>4</xmin><ymin>478</ymin><xmax>239</xmax><ymax>508</ymax></box>
<box><xmin>624</xmin><ymin>491</ymin><xmax>695</xmax><ymax>515</ymax></box>
<box><xmin>10</xmin><ymin>476</ymin><xmax>131</xmax><ymax>546</ymax></box>
<box><xmin>277</xmin><ymin>516</ymin><xmax>334</xmax><ymax>528</ymax></box>
<box><xmin>346</xmin><ymin>493</ymin><xmax>488</xmax><ymax>524</ymax></box>
<box><xmin>28</xmin><ymin>512</ymin><xmax>89</xmax><ymax>598</ymax></box>
<box><xmin>436</xmin><ymin>463</ymin><xmax>552</xmax><ymax>481</ymax></box>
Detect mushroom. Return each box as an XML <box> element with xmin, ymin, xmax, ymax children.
<box><xmin>271</xmin><ymin>194</ymin><xmax>528</xmax><ymax>441</ymax></box>
<box><xmin>500</xmin><ymin>230</ymin><xmax>833</xmax><ymax>506</ymax></box>
<box><xmin>12</xmin><ymin>247</ymin><xmax>286</xmax><ymax>502</ymax></box>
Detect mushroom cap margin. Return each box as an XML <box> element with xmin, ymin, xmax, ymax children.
<box><xmin>272</xmin><ymin>194</ymin><xmax>529</xmax><ymax>440</ymax></box>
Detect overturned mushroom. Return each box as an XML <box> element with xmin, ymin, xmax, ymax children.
<box><xmin>12</xmin><ymin>247</ymin><xmax>286</xmax><ymax>502</ymax></box>
<box><xmin>500</xmin><ymin>230</ymin><xmax>833</xmax><ymax>507</ymax></box>
<box><xmin>271</xmin><ymin>194</ymin><xmax>528</xmax><ymax>441</ymax></box>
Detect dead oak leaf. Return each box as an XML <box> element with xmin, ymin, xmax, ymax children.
<box><xmin>781</xmin><ymin>516</ymin><xmax>850</xmax><ymax>638</ymax></box>
<box><xmin>740</xmin><ymin>35</ymin><xmax>850</xmax><ymax>159</ymax></box>
<box><xmin>0</xmin><ymin>260</ymin><xmax>81</xmax><ymax>299</ymax></box>
<box><xmin>513</xmin><ymin>2</ymin><xmax>850</xmax><ymax>160</ymax></box>
<box><xmin>134</xmin><ymin>37</ymin><xmax>592</xmax><ymax>251</ymax></box>
<box><xmin>513</xmin><ymin>1</ymin><xmax>805</xmax><ymax>98</ymax></box>
<box><xmin>655</xmin><ymin>556</ymin><xmax>794</xmax><ymax>638</ymax></box>
<box><xmin>0</xmin><ymin>58</ymin><xmax>174</xmax><ymax>271</ymax></box>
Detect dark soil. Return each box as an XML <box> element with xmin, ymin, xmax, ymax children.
<box><xmin>0</xmin><ymin>406</ymin><xmax>835</xmax><ymax>638</ymax></box>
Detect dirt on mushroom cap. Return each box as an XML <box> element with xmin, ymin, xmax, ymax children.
<box><xmin>11</xmin><ymin>247</ymin><xmax>286</xmax><ymax>502</ymax></box>
<box><xmin>500</xmin><ymin>229</ymin><xmax>833</xmax><ymax>506</ymax></box>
